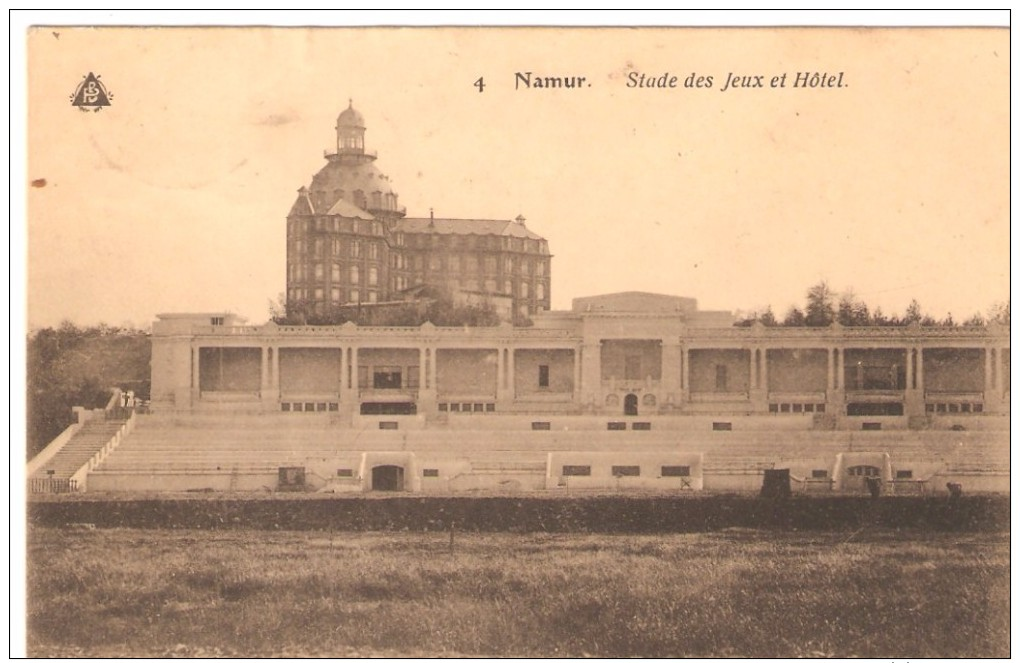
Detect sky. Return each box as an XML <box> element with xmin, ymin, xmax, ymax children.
<box><xmin>23</xmin><ymin>25</ymin><xmax>1010</xmax><ymax>329</ymax></box>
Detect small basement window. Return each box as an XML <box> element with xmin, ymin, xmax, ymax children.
<box><xmin>661</xmin><ymin>465</ymin><xmax>691</xmax><ymax>477</ymax></box>
<box><xmin>423</xmin><ymin>469</ymin><xmax>440</xmax><ymax>478</ymax></box>
<box><xmin>562</xmin><ymin>465</ymin><xmax>591</xmax><ymax>476</ymax></box>
<box><xmin>607</xmin><ymin>421</ymin><xmax>626</xmax><ymax>430</ymax></box>
<box><xmin>632</xmin><ymin>422</ymin><xmax>652</xmax><ymax>431</ymax></box>
<box><xmin>811</xmin><ymin>469</ymin><xmax>828</xmax><ymax>479</ymax></box>
<box><xmin>378</xmin><ymin>421</ymin><xmax>398</xmax><ymax>430</ymax></box>
<box><xmin>531</xmin><ymin>421</ymin><xmax>551</xmax><ymax>430</ymax></box>
<box><xmin>438</xmin><ymin>403</ymin><xmax>448</xmax><ymax>412</ymax></box>
<box><xmin>712</xmin><ymin>422</ymin><xmax>732</xmax><ymax>431</ymax></box>
<box><xmin>281</xmin><ymin>403</ymin><xmax>291</xmax><ymax>412</ymax></box>
<box><xmin>862</xmin><ymin>422</ymin><xmax>882</xmax><ymax>431</ymax></box>
<box><xmin>895</xmin><ymin>470</ymin><xmax>913</xmax><ymax>480</ymax></box>
<box><xmin>612</xmin><ymin>465</ymin><xmax>640</xmax><ymax>477</ymax></box>
<box><xmin>336</xmin><ymin>469</ymin><xmax>354</xmax><ymax>477</ymax></box>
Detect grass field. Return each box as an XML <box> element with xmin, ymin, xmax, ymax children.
<box><xmin>27</xmin><ymin>526</ymin><xmax>1009</xmax><ymax>658</ymax></box>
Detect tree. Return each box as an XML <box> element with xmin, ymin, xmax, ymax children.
<box><xmin>962</xmin><ymin>312</ymin><xmax>986</xmax><ymax>327</ymax></box>
<box><xmin>904</xmin><ymin>299</ymin><xmax>922</xmax><ymax>324</ymax></box>
<box><xmin>782</xmin><ymin>306</ymin><xmax>806</xmax><ymax>327</ymax></box>
<box><xmin>759</xmin><ymin>306</ymin><xmax>778</xmax><ymax>327</ymax></box>
<box><xmin>989</xmin><ymin>300</ymin><xmax>1010</xmax><ymax>326</ymax></box>
<box><xmin>804</xmin><ymin>280</ymin><xmax>835</xmax><ymax>327</ymax></box>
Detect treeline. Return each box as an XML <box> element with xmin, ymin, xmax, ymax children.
<box><xmin>26</xmin><ymin>322</ymin><xmax>151</xmax><ymax>459</ymax></box>
<box><xmin>736</xmin><ymin>281</ymin><xmax>1010</xmax><ymax>328</ymax></box>
<box><xmin>271</xmin><ymin>286</ymin><xmax>517</xmax><ymax>327</ymax></box>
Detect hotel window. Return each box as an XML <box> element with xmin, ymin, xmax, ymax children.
<box><xmin>369</xmin><ymin>266</ymin><xmax>378</xmax><ymax>286</ymax></box>
<box><xmin>211</xmin><ymin>317</ymin><xmax>224</xmax><ymax>326</ymax></box>
<box><xmin>331</xmin><ymin>264</ymin><xmax>341</xmax><ymax>282</ymax></box>
<box><xmin>314</xmin><ymin>288</ymin><xmax>323</xmax><ymax>300</ymax></box>
<box><xmin>332</xmin><ymin>239</ymin><xmax>341</xmax><ymax>256</ymax></box>
<box><xmin>536</xmin><ymin>283</ymin><xmax>545</xmax><ymax>300</ymax></box>
<box><xmin>504</xmin><ymin>280</ymin><xmax>513</xmax><ymax>294</ymax></box>
<box><xmin>295</xmin><ymin>239</ymin><xmax>305</xmax><ymax>254</ymax></box>
<box><xmin>349</xmin><ymin>289</ymin><xmax>360</xmax><ymax>304</ymax></box>
<box><xmin>536</xmin><ymin>260</ymin><xmax>546</xmax><ymax>276</ymax></box>
<box><xmin>368</xmin><ymin>291</ymin><xmax>377</xmax><ymax>303</ymax></box>
<box><xmin>368</xmin><ymin>243</ymin><xmax>379</xmax><ymax>260</ymax></box>
<box><xmin>407</xmin><ymin>366</ymin><xmax>420</xmax><ymax>388</ymax></box>
<box><xmin>485</xmin><ymin>279</ymin><xmax>497</xmax><ymax>292</ymax></box>
<box><xmin>350</xmin><ymin>240</ymin><xmax>361</xmax><ymax>258</ymax></box>
<box><xmin>314</xmin><ymin>263</ymin><xmax>324</xmax><ymax>280</ymax></box>
<box><xmin>395</xmin><ymin>233</ymin><xmax>404</xmax><ymax>246</ymax></box>
<box><xmin>484</xmin><ymin>256</ymin><xmax>497</xmax><ymax>274</ymax></box>
<box><xmin>331</xmin><ymin>288</ymin><xmax>340</xmax><ymax>302</ymax></box>
<box><xmin>538</xmin><ymin>365</ymin><xmax>549</xmax><ymax>388</ymax></box>
<box><xmin>314</xmin><ymin>239</ymin><xmax>324</xmax><ymax>257</ymax></box>
<box><xmin>521</xmin><ymin>281</ymin><xmax>529</xmax><ymax>298</ymax></box>
<box><xmin>350</xmin><ymin>265</ymin><xmax>360</xmax><ymax>285</ymax></box>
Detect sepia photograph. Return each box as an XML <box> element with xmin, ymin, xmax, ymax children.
<box><xmin>19</xmin><ymin>14</ymin><xmax>1010</xmax><ymax>658</ymax></box>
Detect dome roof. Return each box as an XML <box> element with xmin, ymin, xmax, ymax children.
<box><xmin>337</xmin><ymin>101</ymin><xmax>365</xmax><ymax>128</ymax></box>
<box><xmin>311</xmin><ymin>160</ymin><xmax>396</xmax><ymax>196</ymax></box>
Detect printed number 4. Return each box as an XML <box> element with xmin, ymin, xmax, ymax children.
<box><xmin>474</xmin><ymin>77</ymin><xmax>485</xmax><ymax>93</ymax></box>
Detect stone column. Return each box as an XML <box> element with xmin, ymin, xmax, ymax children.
<box><xmin>572</xmin><ymin>346</ymin><xmax>583</xmax><ymax>405</ymax></box>
<box><xmin>191</xmin><ymin>345</ymin><xmax>201</xmax><ymax>406</ymax></box>
<box><xmin>681</xmin><ymin>346</ymin><xmax>690</xmax><ymax>401</ymax></box>
<box><xmin>418</xmin><ymin>345</ymin><xmax>437</xmax><ymax>414</ymax></box>
<box><xmin>904</xmin><ymin>346</ymin><xmax>922</xmax><ymax>418</ymax></box>
<box><xmin>760</xmin><ymin>348</ymin><xmax>769</xmax><ymax>393</ymax></box>
<box><xmin>581</xmin><ymin>341</ymin><xmax>602</xmax><ymax>411</ymax></box>
<box><xmin>660</xmin><ymin>340</ymin><xmax>682</xmax><ymax>410</ymax></box>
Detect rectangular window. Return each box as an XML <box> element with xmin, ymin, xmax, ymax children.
<box><xmin>780</xmin><ymin>403</ymin><xmax>791</xmax><ymax>413</ymax></box>
<box><xmin>336</xmin><ymin>468</ymin><xmax>354</xmax><ymax>477</ymax></box>
<box><xmin>531</xmin><ymin>421</ymin><xmax>551</xmax><ymax>430</ymax></box>
<box><xmin>369</xmin><ymin>266</ymin><xmax>378</xmax><ymax>286</ymax></box>
<box><xmin>811</xmin><ymin>469</ymin><xmax>829</xmax><ymax>479</ymax></box>
<box><xmin>862</xmin><ymin>422</ymin><xmax>882</xmax><ymax>431</ymax></box>
<box><xmin>349</xmin><ymin>289</ymin><xmax>360</xmax><ymax>304</ymax></box>
<box><xmin>406</xmin><ymin>366</ymin><xmax>420</xmax><ymax>388</ymax></box>
<box><xmin>462</xmin><ymin>403</ymin><xmax>473</xmax><ymax>412</ymax></box>
<box><xmin>350</xmin><ymin>241</ymin><xmax>361</xmax><ymax>258</ymax></box>
<box><xmin>895</xmin><ymin>470</ymin><xmax>913</xmax><ymax>480</ymax></box>
<box><xmin>769</xmin><ymin>403</ymin><xmax>779</xmax><ymax>413</ymax></box>
<box><xmin>438</xmin><ymin>403</ymin><xmax>448</xmax><ymax>412</ymax></box>
<box><xmin>632</xmin><ymin>421</ymin><xmax>652</xmax><ymax>431</ymax></box>
<box><xmin>607</xmin><ymin>421</ymin><xmax>626</xmax><ymax>430</ymax></box>
<box><xmin>450</xmin><ymin>403</ymin><xmax>460</xmax><ymax>412</ymax></box>
<box><xmin>612</xmin><ymin>465</ymin><xmax>640</xmax><ymax>477</ymax></box>
<box><xmin>485</xmin><ymin>403</ymin><xmax>495</xmax><ymax>412</ymax></box>
<box><xmin>357</xmin><ymin>366</ymin><xmax>369</xmax><ymax>388</ymax></box>
<box><xmin>715</xmin><ymin>364</ymin><xmax>728</xmax><ymax>391</ymax></box>
<box><xmin>792</xmin><ymin>403</ymin><xmax>804</xmax><ymax>413</ymax></box>
<box><xmin>423</xmin><ymin>468</ymin><xmax>440</xmax><ymax>478</ymax></box>
<box><xmin>379</xmin><ymin>421</ymin><xmax>399</xmax><ymax>430</ymax></box>
<box><xmin>804</xmin><ymin>403</ymin><xmax>815</xmax><ymax>413</ymax></box>
<box><xmin>538</xmin><ymin>365</ymin><xmax>550</xmax><ymax>388</ymax></box>
<box><xmin>973</xmin><ymin>403</ymin><xmax>983</xmax><ymax>413</ymax></box>
<box><xmin>661</xmin><ymin>465</ymin><xmax>691</xmax><ymax>477</ymax></box>
<box><xmin>350</xmin><ymin>265</ymin><xmax>360</xmax><ymax>284</ymax></box>
<box><xmin>562</xmin><ymin>465</ymin><xmax>591</xmax><ymax>477</ymax></box>
<box><xmin>210</xmin><ymin>316</ymin><xmax>224</xmax><ymax>326</ymax></box>
<box><xmin>332</xmin><ymin>264</ymin><xmax>341</xmax><ymax>281</ymax></box>
<box><xmin>816</xmin><ymin>404</ymin><xmax>826</xmax><ymax>413</ymax></box>
<box><xmin>331</xmin><ymin>288</ymin><xmax>341</xmax><ymax>302</ymax></box>
<box><xmin>712</xmin><ymin>422</ymin><xmax>733</xmax><ymax>431</ymax></box>
<box><xmin>473</xmin><ymin>403</ymin><xmax>485</xmax><ymax>412</ymax></box>
<box><xmin>373</xmin><ymin>367</ymin><xmax>402</xmax><ymax>389</ymax></box>
<box><xmin>281</xmin><ymin>402</ymin><xmax>291</xmax><ymax>412</ymax></box>
<box><xmin>328</xmin><ymin>402</ymin><xmax>339</xmax><ymax>412</ymax></box>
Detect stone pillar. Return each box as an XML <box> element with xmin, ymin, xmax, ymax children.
<box><xmin>681</xmin><ymin>346</ymin><xmax>690</xmax><ymax>401</ymax></box>
<box><xmin>191</xmin><ymin>345</ymin><xmax>201</xmax><ymax>405</ymax></box>
<box><xmin>506</xmin><ymin>348</ymin><xmax>516</xmax><ymax>401</ymax></box>
<box><xmin>660</xmin><ymin>340</ymin><xmax>682</xmax><ymax>410</ymax></box>
<box><xmin>572</xmin><ymin>346</ymin><xmax>583</xmax><ymax>405</ymax></box>
<box><xmin>995</xmin><ymin>347</ymin><xmax>1004</xmax><ymax>393</ymax></box>
<box><xmin>904</xmin><ymin>346</ymin><xmax>922</xmax><ymax>418</ymax></box>
<box><xmin>581</xmin><ymin>341</ymin><xmax>602</xmax><ymax>411</ymax></box>
<box><xmin>418</xmin><ymin>345</ymin><xmax>437</xmax><ymax>414</ymax></box>
<box><xmin>760</xmin><ymin>348</ymin><xmax>769</xmax><ymax>393</ymax></box>
<box><xmin>749</xmin><ymin>347</ymin><xmax>767</xmax><ymax>411</ymax></box>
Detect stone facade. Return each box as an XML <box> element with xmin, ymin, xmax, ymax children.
<box><xmin>151</xmin><ymin>293</ymin><xmax>1010</xmax><ymax>428</ymax></box>
<box><xmin>286</xmin><ymin>103</ymin><xmax>552</xmax><ymax>319</ymax></box>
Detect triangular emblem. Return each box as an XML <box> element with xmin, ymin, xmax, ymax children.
<box><xmin>70</xmin><ymin>73</ymin><xmax>112</xmax><ymax>111</ymax></box>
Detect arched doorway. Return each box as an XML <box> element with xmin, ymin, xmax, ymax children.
<box><xmin>371</xmin><ymin>465</ymin><xmax>405</xmax><ymax>491</ymax></box>
<box><xmin>624</xmin><ymin>393</ymin><xmax>638</xmax><ymax>416</ymax></box>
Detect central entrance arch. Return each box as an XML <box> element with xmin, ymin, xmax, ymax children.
<box><xmin>371</xmin><ymin>465</ymin><xmax>405</xmax><ymax>491</ymax></box>
<box><xmin>624</xmin><ymin>393</ymin><xmax>638</xmax><ymax>416</ymax></box>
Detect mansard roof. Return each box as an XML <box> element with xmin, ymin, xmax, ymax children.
<box><xmin>399</xmin><ymin>217</ymin><xmax>545</xmax><ymax>240</ymax></box>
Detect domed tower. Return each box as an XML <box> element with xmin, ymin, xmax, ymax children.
<box><xmin>335</xmin><ymin>101</ymin><xmax>367</xmax><ymax>156</ymax></box>
<box><xmin>285</xmin><ymin>102</ymin><xmax>407</xmax><ymax>316</ymax></box>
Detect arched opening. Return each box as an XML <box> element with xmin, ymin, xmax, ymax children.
<box><xmin>624</xmin><ymin>393</ymin><xmax>639</xmax><ymax>416</ymax></box>
<box><xmin>371</xmin><ymin>465</ymin><xmax>405</xmax><ymax>491</ymax></box>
